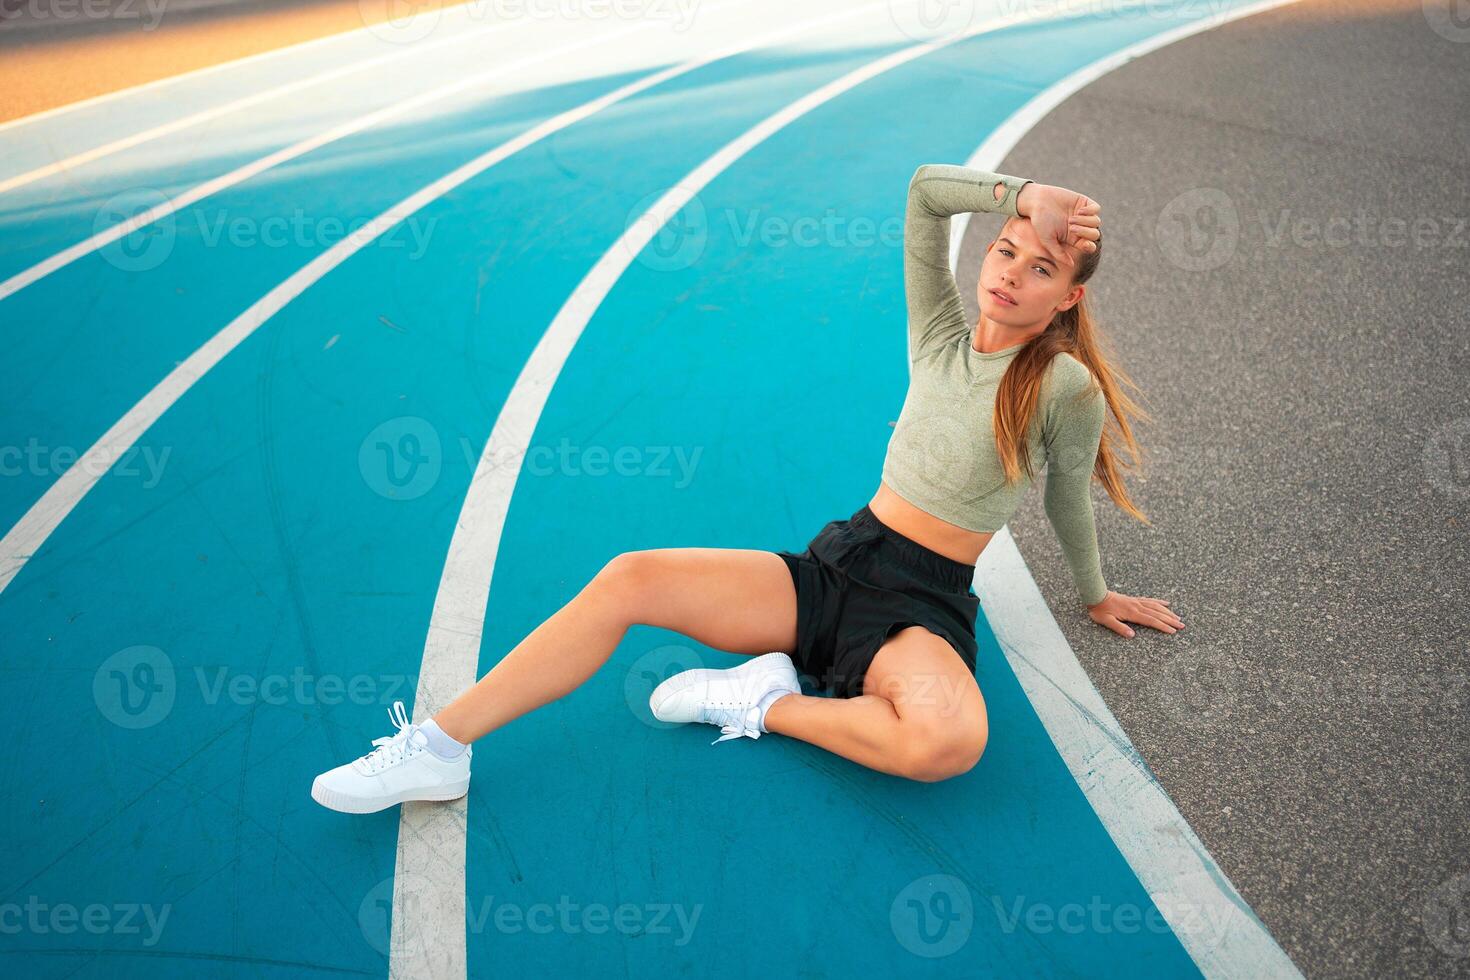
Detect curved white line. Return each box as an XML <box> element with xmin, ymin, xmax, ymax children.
<box><xmin>0</xmin><ymin>18</ymin><xmax>518</xmax><ymax>196</ymax></box>
<box><xmin>0</xmin><ymin>0</ymin><xmax>758</xmax><ymax>595</ymax></box>
<box><xmin>0</xmin><ymin>0</ymin><xmax>478</xmax><ymax>136</ymax></box>
<box><xmin>962</xmin><ymin>2</ymin><xmax>1306</xmax><ymax>977</ymax></box>
<box><xmin>389</xmin><ymin>3</ymin><xmax>1114</xmax><ymax>977</ymax></box>
<box><xmin>0</xmin><ymin>5</ymin><xmax>718</xmax><ymax>302</ymax></box>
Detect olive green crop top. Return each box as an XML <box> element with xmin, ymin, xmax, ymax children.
<box><xmin>880</xmin><ymin>163</ymin><xmax>1109</xmax><ymax>606</ymax></box>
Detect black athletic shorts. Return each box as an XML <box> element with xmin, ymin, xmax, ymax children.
<box><xmin>774</xmin><ymin>503</ymin><xmax>981</xmax><ymax>699</ymax></box>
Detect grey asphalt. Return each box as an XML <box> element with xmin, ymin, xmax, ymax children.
<box><xmin>954</xmin><ymin>1</ymin><xmax>1470</xmax><ymax>976</ymax></box>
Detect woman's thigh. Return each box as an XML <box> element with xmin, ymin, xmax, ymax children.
<box><xmin>863</xmin><ymin>625</ymin><xmax>987</xmax><ymax>745</ymax></box>
<box><xmin>600</xmin><ymin>547</ymin><xmax>797</xmax><ymax>656</ymax></box>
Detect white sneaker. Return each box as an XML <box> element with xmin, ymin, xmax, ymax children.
<box><xmin>311</xmin><ymin>701</ymin><xmax>471</xmax><ymax>814</ymax></box>
<box><xmin>650</xmin><ymin>652</ymin><xmax>800</xmax><ymax>744</ymax></box>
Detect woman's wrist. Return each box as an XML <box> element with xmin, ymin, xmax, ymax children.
<box><xmin>1014</xmin><ymin>180</ymin><xmax>1040</xmax><ymax>217</ymax></box>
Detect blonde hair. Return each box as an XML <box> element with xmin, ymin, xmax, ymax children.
<box><xmin>991</xmin><ymin>232</ymin><xmax>1151</xmax><ymax>524</ymax></box>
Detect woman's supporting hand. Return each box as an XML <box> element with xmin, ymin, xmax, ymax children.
<box><xmin>1015</xmin><ymin>182</ymin><xmax>1102</xmax><ymax>270</ymax></box>
<box><xmin>1086</xmin><ymin>590</ymin><xmax>1184</xmax><ymax>638</ymax></box>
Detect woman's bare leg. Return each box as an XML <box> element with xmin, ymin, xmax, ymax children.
<box><xmin>432</xmin><ymin>548</ymin><xmax>799</xmax><ymax>744</ymax></box>
<box><xmin>762</xmin><ymin>626</ymin><xmax>988</xmax><ymax>782</ymax></box>
<box><xmin>430</xmin><ymin>552</ymin><xmax>985</xmax><ymax>782</ymax></box>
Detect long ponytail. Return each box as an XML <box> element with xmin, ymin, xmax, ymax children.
<box><xmin>991</xmin><ymin>237</ymin><xmax>1151</xmax><ymax>524</ymax></box>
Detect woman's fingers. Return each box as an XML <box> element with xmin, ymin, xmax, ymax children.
<box><xmin>1146</xmin><ymin>602</ymin><xmax>1185</xmax><ymax>628</ymax></box>
<box><xmin>1127</xmin><ymin>601</ymin><xmax>1183</xmax><ymax>632</ymax></box>
<box><xmin>1141</xmin><ymin>597</ymin><xmax>1180</xmax><ymax>620</ymax></box>
<box><xmin>1040</xmin><ymin>237</ymin><xmax>1078</xmax><ymax>269</ymax></box>
<box><xmin>1137</xmin><ymin>613</ymin><xmax>1178</xmax><ymax>635</ymax></box>
<box><xmin>1070</xmin><ymin>212</ymin><xmax>1102</xmax><ymax>228</ymax></box>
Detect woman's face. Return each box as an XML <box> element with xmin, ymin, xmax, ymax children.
<box><xmin>976</xmin><ymin>216</ymin><xmax>1086</xmax><ymax>326</ymax></box>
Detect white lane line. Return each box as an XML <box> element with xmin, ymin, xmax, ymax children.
<box><xmin>0</xmin><ymin>0</ymin><xmax>472</xmax><ymax>136</ymax></box>
<box><xmin>0</xmin><ymin>0</ymin><xmax>768</xmax><ymax>596</ymax></box>
<box><xmin>965</xmin><ymin>3</ymin><xmax>1306</xmax><ymax>978</ymax></box>
<box><xmin>389</xmin><ymin>3</ymin><xmax>1123</xmax><ymax>977</ymax></box>
<box><xmin>0</xmin><ymin>17</ymin><xmax>518</xmax><ymax>196</ymax></box>
<box><xmin>978</xmin><ymin>534</ymin><xmax>1303</xmax><ymax>979</ymax></box>
<box><xmin>0</xmin><ymin>5</ymin><xmax>718</xmax><ymax>301</ymax></box>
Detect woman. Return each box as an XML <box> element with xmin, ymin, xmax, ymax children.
<box><xmin>310</xmin><ymin>163</ymin><xmax>1183</xmax><ymax>813</ymax></box>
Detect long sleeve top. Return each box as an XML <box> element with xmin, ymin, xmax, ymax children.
<box><xmin>879</xmin><ymin>163</ymin><xmax>1109</xmax><ymax>605</ymax></box>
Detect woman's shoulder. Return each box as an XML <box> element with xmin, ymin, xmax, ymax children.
<box><xmin>1041</xmin><ymin>350</ymin><xmax>1098</xmax><ymax>401</ymax></box>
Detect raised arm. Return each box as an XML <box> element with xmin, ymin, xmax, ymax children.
<box><xmin>904</xmin><ymin>164</ymin><xmax>1032</xmax><ymax>362</ymax></box>
<box><xmin>1041</xmin><ymin>361</ymin><xmax>1109</xmax><ymax>607</ymax></box>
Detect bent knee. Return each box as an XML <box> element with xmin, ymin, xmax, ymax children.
<box><xmin>589</xmin><ymin>550</ymin><xmax>664</xmax><ymax>607</ymax></box>
<box><xmin>898</xmin><ymin>720</ymin><xmax>989</xmax><ymax>783</ymax></box>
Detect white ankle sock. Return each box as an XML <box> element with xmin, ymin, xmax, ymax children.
<box><xmin>418</xmin><ymin>718</ymin><xmax>468</xmax><ymax>760</ymax></box>
<box><xmin>756</xmin><ymin>688</ymin><xmax>792</xmax><ymax>733</ymax></box>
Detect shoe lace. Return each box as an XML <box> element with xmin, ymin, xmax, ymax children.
<box><xmin>698</xmin><ymin>701</ymin><xmax>762</xmax><ymax>745</ymax></box>
<box><xmin>352</xmin><ymin>700</ymin><xmax>425</xmax><ymax>775</ymax></box>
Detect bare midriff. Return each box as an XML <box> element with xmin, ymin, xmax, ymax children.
<box><xmin>868</xmin><ymin>481</ymin><xmax>995</xmax><ymax>567</ymax></box>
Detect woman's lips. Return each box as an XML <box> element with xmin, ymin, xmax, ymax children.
<box><xmin>989</xmin><ymin>288</ymin><xmax>1017</xmax><ymax>306</ymax></box>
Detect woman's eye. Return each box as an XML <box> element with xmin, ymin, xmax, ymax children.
<box><xmin>1034</xmin><ymin>266</ymin><xmax>1051</xmax><ymax>277</ymax></box>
